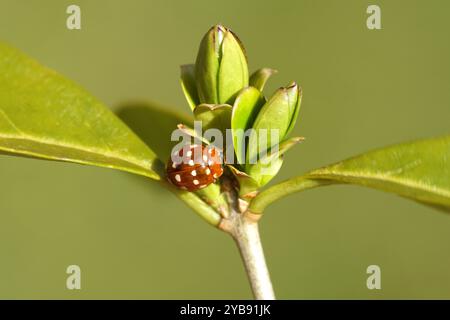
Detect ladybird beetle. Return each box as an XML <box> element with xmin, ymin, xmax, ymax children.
<box><xmin>166</xmin><ymin>144</ymin><xmax>223</xmax><ymax>191</ymax></box>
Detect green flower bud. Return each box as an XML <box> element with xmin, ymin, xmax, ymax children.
<box><xmin>247</xmin><ymin>156</ymin><xmax>284</xmax><ymax>187</ymax></box>
<box><xmin>195</xmin><ymin>25</ymin><xmax>249</xmax><ymax>105</ymax></box>
<box><xmin>249</xmin><ymin>68</ymin><xmax>277</xmax><ymax>92</ymax></box>
<box><xmin>284</xmin><ymin>82</ymin><xmax>302</xmax><ymax>137</ymax></box>
<box><xmin>246</xmin><ymin>82</ymin><xmax>301</xmax><ymax>165</ymax></box>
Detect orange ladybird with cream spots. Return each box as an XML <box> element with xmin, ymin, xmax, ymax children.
<box><xmin>166</xmin><ymin>144</ymin><xmax>223</xmax><ymax>191</ymax></box>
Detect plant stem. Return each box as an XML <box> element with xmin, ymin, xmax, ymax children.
<box><xmin>161</xmin><ymin>179</ymin><xmax>222</xmax><ymax>226</ymax></box>
<box><xmin>226</xmin><ymin>214</ymin><xmax>275</xmax><ymax>300</ymax></box>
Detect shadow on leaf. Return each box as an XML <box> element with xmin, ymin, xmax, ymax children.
<box><xmin>116</xmin><ymin>101</ymin><xmax>193</xmax><ymax>161</ymax></box>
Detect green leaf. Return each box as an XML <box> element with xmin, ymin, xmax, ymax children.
<box><xmin>231</xmin><ymin>87</ymin><xmax>266</xmax><ymax>164</ymax></box>
<box><xmin>249</xmin><ymin>68</ymin><xmax>277</xmax><ymax>92</ymax></box>
<box><xmin>180</xmin><ymin>64</ymin><xmax>199</xmax><ymax>110</ymax></box>
<box><xmin>249</xmin><ymin>136</ymin><xmax>450</xmax><ymax>214</ymax></box>
<box><xmin>259</xmin><ymin>136</ymin><xmax>304</xmax><ymax>163</ymax></box>
<box><xmin>246</xmin><ymin>137</ymin><xmax>304</xmax><ymax>186</ymax></box>
<box><xmin>0</xmin><ymin>42</ymin><xmax>161</xmax><ymax>180</ymax></box>
<box><xmin>228</xmin><ymin>165</ymin><xmax>260</xmax><ymax>200</ymax></box>
<box><xmin>176</xmin><ymin>123</ymin><xmax>211</xmax><ymax>145</ymax></box>
<box><xmin>247</xmin><ymin>157</ymin><xmax>284</xmax><ymax>187</ymax></box>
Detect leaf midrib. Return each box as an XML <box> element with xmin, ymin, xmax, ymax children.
<box><xmin>309</xmin><ymin>169</ymin><xmax>450</xmax><ymax>199</ymax></box>
<box><xmin>0</xmin><ymin>133</ymin><xmax>159</xmax><ymax>179</ymax></box>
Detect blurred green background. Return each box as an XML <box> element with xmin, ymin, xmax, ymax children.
<box><xmin>0</xmin><ymin>0</ymin><xmax>449</xmax><ymax>299</ymax></box>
